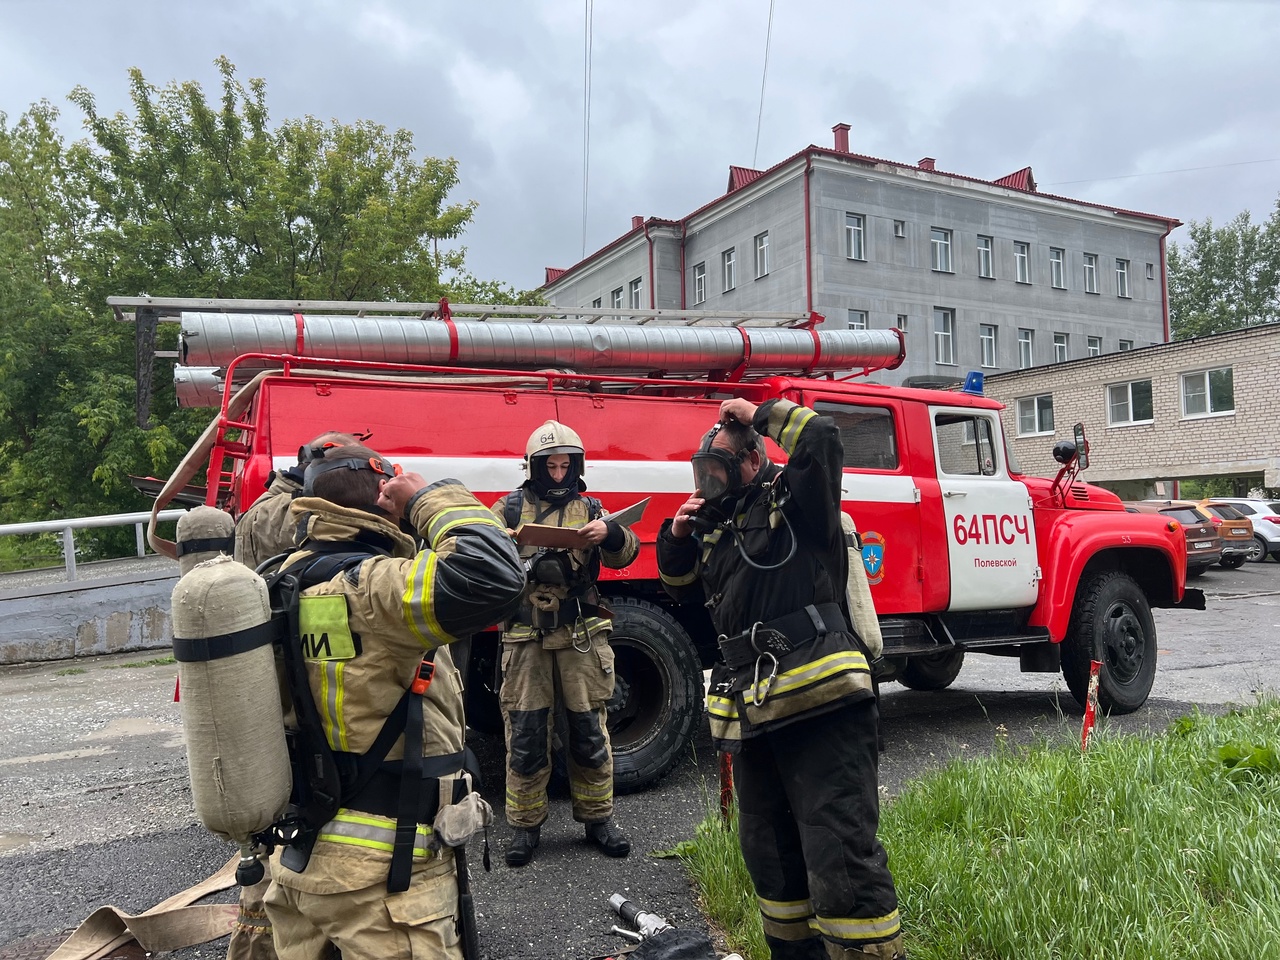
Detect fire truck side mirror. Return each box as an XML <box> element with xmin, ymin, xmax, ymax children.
<box><xmin>1073</xmin><ymin>422</ymin><xmax>1089</xmax><ymax>470</ymax></box>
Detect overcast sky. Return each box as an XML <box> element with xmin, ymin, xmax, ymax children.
<box><xmin>3</xmin><ymin>0</ymin><xmax>1279</xmax><ymax>291</ymax></box>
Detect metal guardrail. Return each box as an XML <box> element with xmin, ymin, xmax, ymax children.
<box><xmin>0</xmin><ymin>510</ymin><xmax>188</xmax><ymax>581</ymax></box>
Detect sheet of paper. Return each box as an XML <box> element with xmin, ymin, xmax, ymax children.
<box><xmin>604</xmin><ymin>497</ymin><xmax>650</xmax><ymax>528</ymax></box>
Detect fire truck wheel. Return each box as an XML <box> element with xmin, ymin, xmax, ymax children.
<box><xmin>897</xmin><ymin>648</ymin><xmax>966</xmax><ymax>691</ymax></box>
<box><xmin>600</xmin><ymin>597</ymin><xmax>704</xmax><ymax>795</ymax></box>
<box><xmin>1061</xmin><ymin>570</ymin><xmax>1156</xmax><ymax>715</ymax></box>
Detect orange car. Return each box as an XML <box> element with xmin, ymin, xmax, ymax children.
<box><xmin>1124</xmin><ymin>500</ymin><xmax>1223</xmax><ymax>578</ymax></box>
<box><xmin>1199</xmin><ymin>500</ymin><xmax>1255</xmax><ymax>569</ymax></box>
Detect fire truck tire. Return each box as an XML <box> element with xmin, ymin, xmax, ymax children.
<box><xmin>600</xmin><ymin>596</ymin><xmax>703</xmax><ymax>795</ymax></box>
<box><xmin>1061</xmin><ymin>570</ymin><xmax>1156</xmax><ymax>715</ymax></box>
<box><xmin>897</xmin><ymin>648</ymin><xmax>966</xmax><ymax>691</ymax></box>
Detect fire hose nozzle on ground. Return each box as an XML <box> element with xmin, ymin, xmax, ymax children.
<box><xmin>608</xmin><ymin>893</ymin><xmax>674</xmax><ymax>939</ymax></box>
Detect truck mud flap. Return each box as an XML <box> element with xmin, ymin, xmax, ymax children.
<box><xmin>1173</xmin><ymin>587</ymin><xmax>1207</xmax><ymax>610</ymax></box>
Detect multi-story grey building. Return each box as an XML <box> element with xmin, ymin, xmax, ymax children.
<box><xmin>541</xmin><ymin>123</ymin><xmax>1180</xmax><ymax>386</ymax></box>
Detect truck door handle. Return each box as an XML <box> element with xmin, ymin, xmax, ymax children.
<box><xmin>943</xmin><ymin>490</ymin><xmax>968</xmax><ymax>498</ymax></box>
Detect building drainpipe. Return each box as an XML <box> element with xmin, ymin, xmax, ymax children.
<box><xmin>643</xmin><ymin>221</ymin><xmax>656</xmax><ymax>309</ymax></box>
<box><xmin>679</xmin><ymin>224</ymin><xmax>687</xmax><ymax>309</ymax></box>
<box><xmin>803</xmin><ymin>152</ymin><xmax>814</xmax><ymax>314</ymax></box>
<box><xmin>1159</xmin><ymin>221</ymin><xmax>1175</xmax><ymax>342</ymax></box>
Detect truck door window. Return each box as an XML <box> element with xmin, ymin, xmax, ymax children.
<box><xmin>935</xmin><ymin>412</ymin><xmax>998</xmax><ymax>476</ymax></box>
<box><xmin>814</xmin><ymin>402</ymin><xmax>898</xmax><ymax>470</ymax></box>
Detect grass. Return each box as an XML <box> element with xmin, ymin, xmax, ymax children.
<box><xmin>106</xmin><ymin>656</ymin><xmax>176</xmax><ymax>669</ymax></box>
<box><xmin>672</xmin><ymin>700</ymin><xmax>1280</xmax><ymax>960</ymax></box>
<box><xmin>54</xmin><ymin>667</ymin><xmax>87</xmax><ymax>676</ymax></box>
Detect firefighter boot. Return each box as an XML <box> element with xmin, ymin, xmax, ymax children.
<box><xmin>826</xmin><ymin>935</ymin><xmax>907</xmax><ymax>959</ymax></box>
<box><xmin>585</xmin><ymin>819</ymin><xmax>631</xmax><ymax>857</ymax></box>
<box><xmin>505</xmin><ymin>825</ymin><xmax>541</xmax><ymax>867</ymax></box>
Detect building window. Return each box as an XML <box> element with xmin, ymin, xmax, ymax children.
<box><xmin>1050</xmin><ymin>248</ymin><xmax>1066</xmax><ymax>289</ymax></box>
<box><xmin>1118</xmin><ymin>339</ymin><xmax>1133</xmax><ymax>351</ymax></box>
<box><xmin>722</xmin><ymin>248</ymin><xmax>736</xmax><ymax>292</ymax></box>
<box><xmin>1017</xmin><ymin>328</ymin><xmax>1033</xmax><ymax>369</ymax></box>
<box><xmin>896</xmin><ymin>314</ymin><xmax>908</xmax><ymax>333</ymax></box>
<box><xmin>592</xmin><ymin>297</ymin><xmax>602</xmax><ymax>308</ymax></box>
<box><xmin>1014</xmin><ymin>242</ymin><xmax>1030</xmax><ymax>283</ymax></box>
<box><xmin>1182</xmin><ymin>367</ymin><xmax>1234</xmax><ymax>417</ymax></box>
<box><xmin>931</xmin><ymin>228</ymin><xmax>952</xmax><ymax>272</ymax></box>
<box><xmin>1146</xmin><ymin>262</ymin><xmax>1155</xmax><ymax>280</ymax></box>
<box><xmin>1116</xmin><ymin>258</ymin><xmax>1130</xmax><ymax>298</ymax></box>
<box><xmin>979</xmin><ymin>324</ymin><xmax>997</xmax><ymax>367</ymax></box>
<box><xmin>1053</xmin><ymin>332</ymin><xmax>1068</xmax><ymax>363</ymax></box>
<box><xmin>754</xmin><ymin>232</ymin><xmax>769</xmax><ymax>279</ymax></box>
<box><xmin>1108</xmin><ymin>379</ymin><xmax>1153</xmax><ymax>425</ymax></box>
<box><xmin>1083</xmin><ymin>253</ymin><xmax>1098</xmax><ymax>293</ymax></box>
<box><xmin>846</xmin><ymin>213</ymin><xmax>866</xmax><ymax>260</ymax></box>
<box><xmin>933</xmin><ymin>308</ymin><xmax>955</xmax><ymax>365</ymax></box>
<box><xmin>1017</xmin><ymin>394</ymin><xmax>1054</xmax><ymax>436</ymax></box>
<box><xmin>977</xmin><ymin>235</ymin><xmax>993</xmax><ymax>278</ymax></box>
<box><xmin>848</xmin><ymin>309</ymin><xmax>868</xmax><ymax>330</ymax></box>
<box><xmin>693</xmin><ymin>262</ymin><xmax>706</xmax><ymax>305</ymax></box>
<box><xmin>611</xmin><ymin>287</ymin><xmax>623</xmax><ymax>309</ymax></box>
<box><xmin>893</xmin><ymin>220</ymin><xmax>906</xmax><ymax>238</ymax></box>
<box><xmin>629</xmin><ymin>277</ymin><xmax>642</xmax><ymax>309</ymax></box>
<box><xmin>1087</xmin><ymin>335</ymin><xmax>1101</xmax><ymax>356</ymax></box>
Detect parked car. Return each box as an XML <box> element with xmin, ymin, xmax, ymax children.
<box><xmin>1205</xmin><ymin>498</ymin><xmax>1280</xmax><ymax>563</ymax></box>
<box><xmin>1125</xmin><ymin>501</ymin><xmax>1223</xmax><ymax>577</ymax></box>
<box><xmin>1198</xmin><ymin>500</ymin><xmax>1255</xmax><ymax>569</ymax></box>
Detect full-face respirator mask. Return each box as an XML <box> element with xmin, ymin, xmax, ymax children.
<box><xmin>688</xmin><ymin>423</ymin><xmax>754</xmax><ymax>535</ymax></box>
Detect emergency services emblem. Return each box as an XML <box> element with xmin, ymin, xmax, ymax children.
<box><xmin>861</xmin><ymin>532</ymin><xmax>886</xmax><ymax>585</ymax></box>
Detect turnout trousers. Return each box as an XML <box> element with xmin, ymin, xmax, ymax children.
<box><xmin>734</xmin><ymin>698</ymin><xmax>905</xmax><ymax>960</ymax></box>
<box><xmin>500</xmin><ymin>636</ymin><xmax>616</xmax><ymax>827</ymax></box>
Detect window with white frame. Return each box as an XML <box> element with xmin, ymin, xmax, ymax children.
<box><xmin>846</xmin><ymin>213</ymin><xmax>865</xmax><ymax>260</ymax></box>
<box><xmin>848</xmin><ymin>309</ymin><xmax>868</xmax><ymax>330</ymax></box>
<box><xmin>931</xmin><ymin>228</ymin><xmax>952</xmax><ymax>272</ymax></box>
<box><xmin>979</xmin><ymin>324</ymin><xmax>997</xmax><ymax>367</ymax></box>
<box><xmin>611</xmin><ymin>287</ymin><xmax>623</xmax><ymax>308</ymax></box>
<box><xmin>1012</xmin><ymin>242</ymin><xmax>1029</xmax><ymax>283</ymax></box>
<box><xmin>1050</xmin><ymin>248</ymin><xmax>1066</xmax><ymax>289</ymax></box>
<box><xmin>933</xmin><ymin>308</ymin><xmax>955</xmax><ymax>364</ymax></box>
<box><xmin>1087</xmin><ymin>335</ymin><xmax>1101</xmax><ymax>356</ymax></box>
<box><xmin>1053</xmin><ymin>332</ymin><xmax>1068</xmax><ymax>363</ymax></box>
<box><xmin>1083</xmin><ymin>253</ymin><xmax>1098</xmax><ymax>293</ymax></box>
<box><xmin>1108</xmin><ymin>379</ymin><xmax>1153</xmax><ymax>425</ymax></box>
<box><xmin>896</xmin><ymin>314</ymin><xmax>908</xmax><ymax>333</ymax></box>
<box><xmin>592</xmin><ymin>297</ymin><xmax>602</xmax><ymax>308</ymax></box>
<box><xmin>693</xmin><ymin>262</ymin><xmax>706</xmax><ymax>305</ymax></box>
<box><xmin>1118</xmin><ymin>339</ymin><xmax>1133</xmax><ymax>351</ymax></box>
<box><xmin>1018</xmin><ymin>328</ymin><xmax>1033</xmax><ymax>369</ymax></box>
<box><xmin>1116</xmin><ymin>258</ymin><xmax>1130</xmax><ymax>298</ymax></box>
<box><xmin>1017</xmin><ymin>394</ymin><xmax>1054</xmax><ymax>435</ymax></box>
<box><xmin>893</xmin><ymin>220</ymin><xmax>906</xmax><ymax>238</ymax></box>
<box><xmin>722</xmin><ymin>248</ymin><xmax>736</xmax><ymax>292</ymax></box>
<box><xmin>977</xmin><ymin>235</ymin><xmax>993</xmax><ymax>278</ymax></box>
<box><xmin>754</xmin><ymin>232</ymin><xmax>769</xmax><ymax>278</ymax></box>
<box><xmin>629</xmin><ymin>277</ymin><xmax>642</xmax><ymax>309</ymax></box>
<box><xmin>1181</xmin><ymin>367</ymin><xmax>1234</xmax><ymax>417</ymax></box>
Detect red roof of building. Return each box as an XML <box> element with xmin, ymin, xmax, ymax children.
<box><xmin>727</xmin><ymin>165</ymin><xmax>765</xmax><ymax>192</ymax></box>
<box><xmin>993</xmin><ymin>166</ymin><xmax>1037</xmax><ymax>191</ymax></box>
<box><xmin>544</xmin><ymin>267</ymin><xmax>567</xmax><ymax>285</ymax></box>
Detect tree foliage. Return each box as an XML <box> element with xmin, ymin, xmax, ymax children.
<box><xmin>0</xmin><ymin>58</ymin><xmax>531</xmax><ymax>540</ymax></box>
<box><xmin>1167</xmin><ymin>208</ymin><xmax>1280</xmax><ymax>339</ymax></box>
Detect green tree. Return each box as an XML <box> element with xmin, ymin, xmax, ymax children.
<box><xmin>1167</xmin><ymin>208</ymin><xmax>1280</xmax><ymax>339</ymax></box>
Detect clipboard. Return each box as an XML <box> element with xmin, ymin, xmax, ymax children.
<box><xmin>513</xmin><ymin>498</ymin><xmax>651</xmax><ymax>549</ymax></box>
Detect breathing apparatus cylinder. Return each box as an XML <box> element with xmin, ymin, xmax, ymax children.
<box><xmin>841</xmin><ymin>512</ymin><xmax>883</xmax><ymax>659</ymax></box>
<box><xmin>171</xmin><ymin>509</ymin><xmax>291</xmax><ymax>882</ymax></box>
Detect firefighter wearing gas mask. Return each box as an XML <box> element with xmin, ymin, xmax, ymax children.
<box><xmin>261</xmin><ymin>444</ymin><xmax>525</xmax><ymax>960</ymax></box>
<box><xmin>491</xmin><ymin>420</ymin><xmax>639</xmax><ymax>867</ymax></box>
<box><xmin>656</xmin><ymin>398</ymin><xmax>904</xmax><ymax>960</ymax></box>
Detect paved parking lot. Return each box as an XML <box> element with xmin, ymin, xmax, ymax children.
<box><xmin>2</xmin><ymin>558</ymin><xmax>1278</xmax><ymax>959</ymax></box>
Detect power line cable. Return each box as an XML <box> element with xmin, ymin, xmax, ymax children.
<box><xmin>1047</xmin><ymin>156</ymin><xmax>1280</xmax><ymax>187</ymax></box>
<box><xmin>581</xmin><ymin>0</ymin><xmax>594</xmax><ymax>258</ymax></box>
<box><xmin>752</xmin><ymin>0</ymin><xmax>776</xmax><ymax>169</ymax></box>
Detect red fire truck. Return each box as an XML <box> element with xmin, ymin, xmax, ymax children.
<box><xmin>123</xmin><ymin>297</ymin><xmax>1204</xmax><ymax>794</ymax></box>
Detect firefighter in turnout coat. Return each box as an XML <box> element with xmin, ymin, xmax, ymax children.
<box><xmin>262</xmin><ymin>445</ymin><xmax>525</xmax><ymax>960</ymax></box>
<box><xmin>492</xmin><ymin>420</ymin><xmax>640</xmax><ymax>867</ymax></box>
<box><xmin>656</xmin><ymin>398</ymin><xmax>904</xmax><ymax>960</ymax></box>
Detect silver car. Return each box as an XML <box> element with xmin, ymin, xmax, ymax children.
<box><xmin>1209</xmin><ymin>498</ymin><xmax>1280</xmax><ymax>562</ymax></box>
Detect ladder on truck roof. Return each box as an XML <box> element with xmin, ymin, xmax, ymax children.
<box><xmin>111</xmin><ymin>296</ymin><xmax>905</xmax><ymax>426</ymax></box>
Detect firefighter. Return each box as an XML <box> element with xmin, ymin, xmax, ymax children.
<box><xmin>225</xmin><ymin>430</ymin><xmax>355</xmax><ymax>960</ymax></box>
<box><xmin>491</xmin><ymin>420</ymin><xmax>640</xmax><ymax>867</ymax></box>
<box><xmin>657</xmin><ymin>398</ymin><xmax>904</xmax><ymax>960</ymax></box>
<box><xmin>262</xmin><ymin>444</ymin><xmax>525</xmax><ymax>960</ymax></box>
<box><xmin>234</xmin><ymin>431</ymin><xmax>357</xmax><ymax>571</ymax></box>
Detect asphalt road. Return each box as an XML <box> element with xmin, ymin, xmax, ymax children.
<box><xmin>2</xmin><ymin>560</ymin><xmax>1279</xmax><ymax>959</ymax></box>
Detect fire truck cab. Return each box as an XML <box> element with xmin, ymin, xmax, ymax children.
<box><xmin>125</xmin><ymin>297</ymin><xmax>1204</xmax><ymax>794</ymax></box>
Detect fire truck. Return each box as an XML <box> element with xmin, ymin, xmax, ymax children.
<box><xmin>120</xmin><ymin>297</ymin><xmax>1205</xmax><ymax>794</ymax></box>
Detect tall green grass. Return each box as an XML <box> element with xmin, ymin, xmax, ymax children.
<box><xmin>674</xmin><ymin>701</ymin><xmax>1280</xmax><ymax>960</ymax></box>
